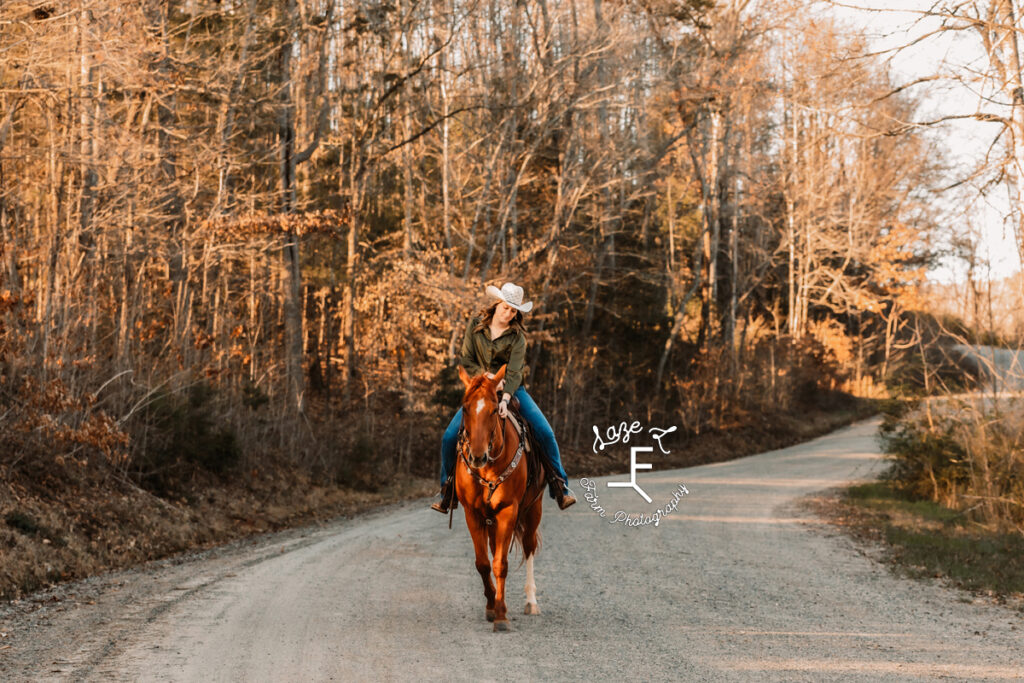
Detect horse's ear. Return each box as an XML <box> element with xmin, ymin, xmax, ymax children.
<box><xmin>457</xmin><ymin>365</ymin><xmax>471</xmax><ymax>388</ymax></box>
<box><xmin>493</xmin><ymin>364</ymin><xmax>507</xmax><ymax>383</ymax></box>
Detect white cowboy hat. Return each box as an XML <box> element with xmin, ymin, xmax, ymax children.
<box><xmin>485</xmin><ymin>282</ymin><xmax>533</xmax><ymax>313</ymax></box>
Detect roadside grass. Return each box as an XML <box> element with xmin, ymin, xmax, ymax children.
<box><xmin>827</xmin><ymin>480</ymin><xmax>1024</xmax><ymax>606</ymax></box>
<box><xmin>0</xmin><ymin>468</ymin><xmax>436</xmax><ymax>601</ymax></box>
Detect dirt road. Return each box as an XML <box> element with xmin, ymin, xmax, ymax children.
<box><xmin>2</xmin><ymin>418</ymin><xmax>1022</xmax><ymax>681</ymax></box>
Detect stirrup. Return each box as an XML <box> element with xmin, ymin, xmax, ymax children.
<box><xmin>431</xmin><ymin>476</ymin><xmax>457</xmax><ymax>514</ymax></box>
<box><xmin>546</xmin><ymin>474</ymin><xmax>574</xmax><ymax>510</ymax></box>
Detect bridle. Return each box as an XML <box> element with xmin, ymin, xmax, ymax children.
<box><xmin>460</xmin><ymin>402</ymin><xmax>505</xmax><ymax>465</ymax></box>
<box><xmin>459</xmin><ymin>398</ymin><xmax>525</xmax><ymax>504</ymax></box>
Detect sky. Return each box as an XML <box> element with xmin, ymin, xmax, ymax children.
<box><xmin>819</xmin><ymin>0</ymin><xmax>1022</xmax><ymax>283</ymax></box>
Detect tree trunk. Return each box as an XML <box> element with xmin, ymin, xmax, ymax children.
<box><xmin>278</xmin><ymin>0</ymin><xmax>306</xmax><ymax>413</ymax></box>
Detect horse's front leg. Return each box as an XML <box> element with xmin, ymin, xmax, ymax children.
<box><xmin>490</xmin><ymin>504</ymin><xmax>518</xmax><ymax>632</ymax></box>
<box><xmin>464</xmin><ymin>507</ymin><xmax>496</xmax><ymax>621</ymax></box>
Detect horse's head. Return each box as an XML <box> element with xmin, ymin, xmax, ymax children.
<box><xmin>457</xmin><ymin>363</ymin><xmax>507</xmax><ymax>468</ymax></box>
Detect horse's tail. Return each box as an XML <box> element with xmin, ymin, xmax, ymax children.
<box><xmin>510</xmin><ymin>515</ymin><xmax>536</xmax><ymax>569</ymax></box>
<box><xmin>509</xmin><ymin>507</ymin><xmax>543</xmax><ymax>569</ymax></box>
<box><xmin>509</xmin><ymin>425</ymin><xmax>545</xmax><ymax>568</ymax></box>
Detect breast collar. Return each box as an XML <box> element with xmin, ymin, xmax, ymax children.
<box><xmin>460</xmin><ymin>416</ymin><xmax>525</xmax><ymax>504</ymax></box>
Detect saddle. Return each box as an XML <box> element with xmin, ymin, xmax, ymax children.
<box><xmin>504</xmin><ymin>396</ymin><xmax>529</xmax><ymax>452</ymax></box>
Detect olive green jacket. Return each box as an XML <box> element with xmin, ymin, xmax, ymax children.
<box><xmin>459</xmin><ymin>316</ymin><xmax>528</xmax><ymax>396</ymax></box>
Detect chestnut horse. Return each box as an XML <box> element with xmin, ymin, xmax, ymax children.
<box><xmin>455</xmin><ymin>363</ymin><xmax>546</xmax><ymax>632</ymax></box>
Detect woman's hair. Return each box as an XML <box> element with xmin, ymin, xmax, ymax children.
<box><xmin>474</xmin><ymin>300</ymin><xmax>527</xmax><ymax>335</ymax></box>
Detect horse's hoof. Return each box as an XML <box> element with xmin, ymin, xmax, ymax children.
<box><xmin>493</xmin><ymin>619</ymin><xmax>511</xmax><ymax>632</ymax></box>
<box><xmin>524</xmin><ymin>602</ymin><xmax>540</xmax><ymax>615</ymax></box>
<box><xmin>485</xmin><ymin>608</ymin><xmax>495</xmax><ymax>622</ymax></box>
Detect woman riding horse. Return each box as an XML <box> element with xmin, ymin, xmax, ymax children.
<box><xmin>432</xmin><ymin>282</ymin><xmax>576</xmax><ymax>513</ymax></box>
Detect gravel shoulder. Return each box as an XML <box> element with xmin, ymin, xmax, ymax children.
<box><xmin>2</xmin><ymin>418</ymin><xmax>1022</xmax><ymax>682</ymax></box>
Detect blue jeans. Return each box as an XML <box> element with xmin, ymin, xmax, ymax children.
<box><xmin>440</xmin><ymin>387</ymin><xmax>571</xmax><ymax>498</ymax></box>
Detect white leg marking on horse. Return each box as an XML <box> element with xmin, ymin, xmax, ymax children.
<box><xmin>475</xmin><ymin>398</ymin><xmax>485</xmax><ymax>415</ymax></box>
<box><xmin>525</xmin><ymin>554</ymin><xmax>537</xmax><ymax>606</ymax></box>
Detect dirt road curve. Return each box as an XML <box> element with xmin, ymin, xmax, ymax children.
<box><xmin>3</xmin><ymin>418</ymin><xmax>1023</xmax><ymax>681</ymax></box>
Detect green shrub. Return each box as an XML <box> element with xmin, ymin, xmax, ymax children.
<box><xmin>333</xmin><ymin>431</ymin><xmax>382</xmax><ymax>491</ymax></box>
<box><xmin>879</xmin><ymin>411</ymin><xmax>970</xmax><ymax>502</ymax></box>
<box><xmin>242</xmin><ymin>382</ymin><xmax>270</xmax><ymax>411</ymax></box>
<box><xmin>132</xmin><ymin>382</ymin><xmax>241</xmax><ymax>493</ymax></box>
<box><xmin>879</xmin><ymin>399</ymin><xmax>1024</xmax><ymax>531</ymax></box>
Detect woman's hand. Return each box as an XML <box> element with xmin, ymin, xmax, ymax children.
<box><xmin>497</xmin><ymin>396</ymin><xmax>510</xmax><ymax>418</ymax></box>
